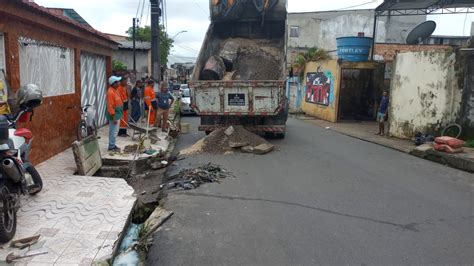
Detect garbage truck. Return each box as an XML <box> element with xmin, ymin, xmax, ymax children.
<box><xmin>189</xmin><ymin>0</ymin><xmax>288</xmax><ymax>138</ymax></box>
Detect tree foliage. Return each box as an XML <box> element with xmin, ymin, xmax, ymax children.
<box><xmin>126</xmin><ymin>25</ymin><xmax>174</xmax><ymax>67</ymax></box>
<box><xmin>113</xmin><ymin>60</ymin><xmax>127</xmax><ymax>71</ymax></box>
<box><xmin>292</xmin><ymin>47</ymin><xmax>330</xmax><ymax>78</ymax></box>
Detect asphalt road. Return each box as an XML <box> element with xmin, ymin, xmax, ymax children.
<box><xmin>147</xmin><ymin>117</ymin><xmax>474</xmax><ymax>266</ymax></box>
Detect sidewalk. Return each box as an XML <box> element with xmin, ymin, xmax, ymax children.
<box><xmin>296</xmin><ymin>115</ymin><xmax>474</xmax><ymax>173</ymax></box>
<box><xmin>0</xmin><ymin>148</ymin><xmax>135</xmax><ymax>265</ymax></box>
<box><xmin>297</xmin><ymin>116</ymin><xmax>413</xmax><ymax>153</ymax></box>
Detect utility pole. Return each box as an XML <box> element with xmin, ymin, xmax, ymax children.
<box><xmin>150</xmin><ymin>0</ymin><xmax>161</xmax><ymax>82</ymax></box>
<box><xmin>132</xmin><ymin>18</ymin><xmax>137</xmax><ymax>73</ymax></box>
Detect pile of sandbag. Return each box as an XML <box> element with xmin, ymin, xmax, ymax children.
<box><xmin>434</xmin><ymin>136</ymin><xmax>465</xmax><ymax>154</ymax></box>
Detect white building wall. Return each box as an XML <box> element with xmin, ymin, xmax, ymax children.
<box><xmin>388</xmin><ymin>50</ymin><xmax>463</xmax><ymax>139</ymax></box>
<box><xmin>287</xmin><ymin>10</ymin><xmax>426</xmax><ymax>63</ymax></box>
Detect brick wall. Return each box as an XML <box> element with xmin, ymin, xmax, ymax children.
<box><xmin>0</xmin><ymin>2</ymin><xmax>115</xmax><ymax>164</ymax></box>
<box><xmin>374</xmin><ymin>43</ymin><xmax>452</xmax><ymax>62</ymax></box>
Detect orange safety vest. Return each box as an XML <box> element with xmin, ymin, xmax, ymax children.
<box><xmin>106</xmin><ymin>87</ymin><xmax>123</xmax><ymax>118</ymax></box>
<box><xmin>144</xmin><ymin>85</ymin><xmax>156</xmax><ymax>110</ymax></box>
<box><xmin>117</xmin><ymin>84</ymin><xmax>129</xmax><ymax>102</ymax></box>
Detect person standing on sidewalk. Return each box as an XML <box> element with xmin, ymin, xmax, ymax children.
<box><xmin>155</xmin><ymin>83</ymin><xmax>175</xmax><ymax>132</ymax></box>
<box><xmin>376</xmin><ymin>91</ymin><xmax>389</xmax><ymax>136</ymax></box>
<box><xmin>106</xmin><ymin>76</ymin><xmax>123</xmax><ymax>151</ymax></box>
<box><xmin>144</xmin><ymin>79</ymin><xmax>157</xmax><ymax>126</ymax></box>
<box><xmin>118</xmin><ymin>76</ymin><xmax>130</xmax><ymax>137</ymax></box>
<box><xmin>130</xmin><ymin>80</ymin><xmax>142</xmax><ymax>123</ymax></box>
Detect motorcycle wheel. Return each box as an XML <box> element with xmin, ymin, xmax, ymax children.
<box><xmin>26</xmin><ymin>166</ymin><xmax>43</xmax><ymax>195</ymax></box>
<box><xmin>0</xmin><ymin>186</ymin><xmax>16</xmax><ymax>243</ymax></box>
<box><xmin>77</xmin><ymin>120</ymin><xmax>88</xmax><ymax>141</ymax></box>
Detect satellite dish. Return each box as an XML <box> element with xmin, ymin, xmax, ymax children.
<box><xmin>406</xmin><ymin>20</ymin><xmax>437</xmax><ymax>45</ymax></box>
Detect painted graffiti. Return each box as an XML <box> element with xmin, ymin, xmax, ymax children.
<box><xmin>305</xmin><ymin>68</ymin><xmax>334</xmax><ymax>106</ymax></box>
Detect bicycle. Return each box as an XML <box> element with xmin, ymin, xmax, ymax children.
<box><xmin>73</xmin><ymin>104</ymin><xmax>98</xmax><ymax>141</ymax></box>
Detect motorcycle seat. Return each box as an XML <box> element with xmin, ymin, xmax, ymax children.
<box><xmin>14</xmin><ymin>128</ymin><xmax>33</xmax><ymax>140</ymax></box>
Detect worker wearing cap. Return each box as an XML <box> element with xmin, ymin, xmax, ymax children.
<box><xmin>144</xmin><ymin>79</ymin><xmax>157</xmax><ymax>126</ymax></box>
<box><xmin>106</xmin><ymin>76</ymin><xmax>123</xmax><ymax>151</ymax></box>
<box><xmin>117</xmin><ymin>76</ymin><xmax>130</xmax><ymax>137</ymax></box>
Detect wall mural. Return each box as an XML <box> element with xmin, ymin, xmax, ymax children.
<box><xmin>305</xmin><ymin>67</ymin><xmax>334</xmax><ymax>106</ymax></box>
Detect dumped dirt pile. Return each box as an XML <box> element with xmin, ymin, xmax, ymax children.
<box><xmin>181</xmin><ymin>126</ymin><xmax>274</xmax><ymax>155</ymax></box>
<box><xmin>226</xmin><ymin>38</ymin><xmax>281</xmax><ymax>80</ymax></box>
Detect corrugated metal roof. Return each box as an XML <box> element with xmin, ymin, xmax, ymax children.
<box><xmin>17</xmin><ymin>0</ymin><xmax>116</xmax><ymax>44</ymax></box>
<box><xmin>376</xmin><ymin>0</ymin><xmax>474</xmax><ymax>16</ymax></box>
<box><xmin>118</xmin><ymin>41</ymin><xmax>151</xmax><ymax>50</ymax></box>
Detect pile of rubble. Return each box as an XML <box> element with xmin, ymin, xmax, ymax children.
<box><xmin>201</xmin><ymin>38</ymin><xmax>281</xmax><ymax>81</ymax></box>
<box><xmin>181</xmin><ymin>125</ymin><xmax>275</xmax><ymax>155</ymax></box>
<box><xmin>163</xmin><ymin>163</ymin><xmax>233</xmax><ymax>190</ymax></box>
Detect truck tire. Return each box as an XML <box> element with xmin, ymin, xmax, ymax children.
<box><xmin>201</xmin><ymin>116</ymin><xmax>216</xmax><ymax>125</ymax></box>
<box><xmin>275</xmin><ymin>133</ymin><xmax>285</xmax><ymax>139</ymax></box>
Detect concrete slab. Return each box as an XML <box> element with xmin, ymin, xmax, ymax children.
<box><xmin>0</xmin><ymin>148</ymin><xmax>136</xmax><ymax>265</ymax></box>
<box><xmin>98</xmin><ymin>125</ymin><xmax>169</xmax><ymax>162</ymax></box>
<box><xmin>411</xmin><ymin>146</ymin><xmax>474</xmax><ymax>173</ymax></box>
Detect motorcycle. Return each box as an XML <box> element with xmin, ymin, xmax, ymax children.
<box><xmin>0</xmin><ymin>84</ymin><xmax>43</xmax><ymax>243</ymax></box>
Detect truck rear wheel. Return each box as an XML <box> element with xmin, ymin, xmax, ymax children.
<box><xmin>275</xmin><ymin>133</ymin><xmax>285</xmax><ymax>139</ymax></box>
<box><xmin>265</xmin><ymin>132</ymin><xmax>285</xmax><ymax>139</ymax></box>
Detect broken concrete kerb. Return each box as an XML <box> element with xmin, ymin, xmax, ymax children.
<box><xmin>252</xmin><ymin>143</ymin><xmax>274</xmax><ymax>155</ymax></box>
<box><xmin>229</xmin><ymin>141</ymin><xmax>249</xmax><ymax>148</ymax></box>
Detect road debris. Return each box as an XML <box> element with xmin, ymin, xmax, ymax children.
<box><xmin>6</xmin><ymin>250</ymin><xmax>48</xmax><ymax>263</ymax></box>
<box><xmin>181</xmin><ymin>126</ymin><xmax>274</xmax><ymax>155</ymax></box>
<box><xmin>10</xmin><ymin>235</ymin><xmax>40</xmax><ymax>249</ymax></box>
<box><xmin>162</xmin><ymin>163</ymin><xmax>233</xmax><ymax>190</ymax></box>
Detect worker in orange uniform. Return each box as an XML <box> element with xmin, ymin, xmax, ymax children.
<box><xmin>144</xmin><ymin>79</ymin><xmax>157</xmax><ymax>126</ymax></box>
<box><xmin>106</xmin><ymin>76</ymin><xmax>123</xmax><ymax>151</ymax></box>
<box><xmin>117</xmin><ymin>76</ymin><xmax>130</xmax><ymax>137</ymax></box>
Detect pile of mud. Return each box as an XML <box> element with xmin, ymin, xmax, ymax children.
<box><xmin>181</xmin><ymin>126</ymin><xmax>274</xmax><ymax>155</ymax></box>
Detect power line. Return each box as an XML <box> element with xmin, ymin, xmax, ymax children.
<box><xmin>135</xmin><ymin>0</ymin><xmax>143</xmax><ymax>20</ymax></box>
<box><xmin>145</xmin><ymin>1</ymin><xmax>150</xmax><ymax>26</ymax></box>
<box><xmin>193</xmin><ymin>0</ymin><xmax>208</xmax><ymax>15</ymax></box>
<box><xmin>164</xmin><ymin>0</ymin><xmax>168</xmax><ymax>30</ymax></box>
<box><xmin>139</xmin><ymin>0</ymin><xmax>146</xmax><ymax>26</ymax></box>
<box><xmin>175</xmin><ymin>43</ymin><xmax>200</xmax><ymax>53</ymax></box>
<box><xmin>336</xmin><ymin>0</ymin><xmax>379</xmax><ymax>10</ymax></box>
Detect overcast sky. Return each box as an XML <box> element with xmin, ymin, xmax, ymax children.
<box><xmin>36</xmin><ymin>0</ymin><xmax>473</xmax><ymax>64</ymax></box>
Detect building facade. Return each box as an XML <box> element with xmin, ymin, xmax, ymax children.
<box><xmin>0</xmin><ymin>0</ymin><xmax>117</xmax><ymax>163</ymax></box>
<box><xmin>287</xmin><ymin>9</ymin><xmax>426</xmax><ymax>65</ymax></box>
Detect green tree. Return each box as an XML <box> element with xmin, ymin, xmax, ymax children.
<box><xmin>126</xmin><ymin>25</ymin><xmax>173</xmax><ymax>67</ymax></box>
<box><xmin>112</xmin><ymin>60</ymin><xmax>127</xmax><ymax>71</ymax></box>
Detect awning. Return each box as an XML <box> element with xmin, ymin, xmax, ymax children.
<box><xmin>375</xmin><ymin>0</ymin><xmax>474</xmax><ymax>16</ymax></box>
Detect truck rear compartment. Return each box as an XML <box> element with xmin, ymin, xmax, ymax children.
<box><xmin>190</xmin><ymin>16</ymin><xmax>288</xmax><ymax>136</ymax></box>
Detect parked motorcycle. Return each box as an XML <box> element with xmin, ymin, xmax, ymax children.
<box><xmin>0</xmin><ymin>84</ymin><xmax>43</xmax><ymax>243</ymax></box>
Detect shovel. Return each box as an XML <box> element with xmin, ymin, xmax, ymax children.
<box><xmin>137</xmin><ymin>109</ymin><xmax>150</xmax><ymax>150</ymax></box>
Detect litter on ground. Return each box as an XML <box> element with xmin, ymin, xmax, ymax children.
<box><xmin>162</xmin><ymin>163</ymin><xmax>234</xmax><ymax>190</ymax></box>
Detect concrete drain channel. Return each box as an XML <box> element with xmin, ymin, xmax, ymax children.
<box><xmin>93</xmin><ymin>148</ymin><xmax>173</xmax><ymax>265</ymax></box>
<box><xmin>94</xmin><ymin>147</ymin><xmax>235</xmax><ymax>264</ymax></box>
